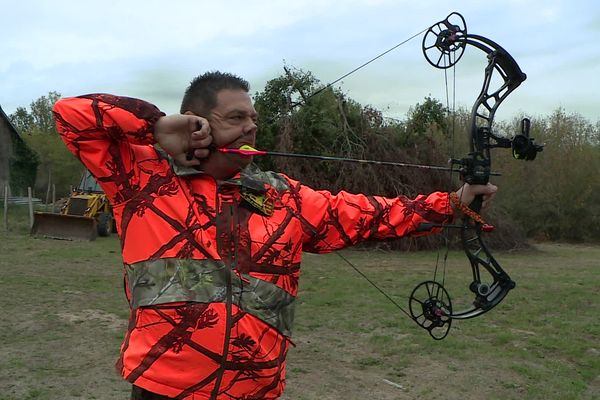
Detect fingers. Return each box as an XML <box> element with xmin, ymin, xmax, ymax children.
<box><xmin>454</xmin><ymin>182</ymin><xmax>498</xmax><ymax>210</ymax></box>
<box><xmin>187</xmin><ymin>117</ymin><xmax>212</xmax><ymax>160</ymax></box>
<box><xmin>480</xmin><ymin>183</ymin><xmax>498</xmax><ymax>196</ymax></box>
<box><xmin>481</xmin><ymin>193</ymin><xmax>494</xmax><ymax>210</ymax></box>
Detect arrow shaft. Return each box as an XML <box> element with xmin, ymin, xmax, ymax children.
<box><xmin>264</xmin><ymin>151</ymin><xmax>453</xmax><ymax>171</ymax></box>
<box><xmin>218</xmin><ymin>148</ymin><xmax>452</xmax><ymax>171</ymax></box>
<box><xmin>217</xmin><ymin>147</ymin><xmax>502</xmax><ymax>175</ymax></box>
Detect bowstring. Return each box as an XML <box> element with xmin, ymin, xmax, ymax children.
<box><xmin>285</xmin><ymin>22</ymin><xmax>453</xmax><ymax>324</ymax></box>
<box><xmin>294</xmin><ymin>26</ymin><xmax>429</xmax><ymax>107</ymax></box>
<box><xmin>334</xmin><ymin>251</ymin><xmax>413</xmax><ymax>320</ymax></box>
<box><xmin>433</xmin><ymin>50</ymin><xmax>458</xmax><ymax>305</ymax></box>
<box><xmin>286</xmin><ymin>25</ymin><xmax>433</xmax><ymax>323</ymax></box>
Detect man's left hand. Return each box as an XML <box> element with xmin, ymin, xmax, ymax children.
<box><xmin>453</xmin><ymin>183</ymin><xmax>498</xmax><ymax>210</ymax></box>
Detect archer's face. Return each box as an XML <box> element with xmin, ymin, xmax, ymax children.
<box><xmin>200</xmin><ymin>89</ymin><xmax>258</xmax><ymax>179</ymax></box>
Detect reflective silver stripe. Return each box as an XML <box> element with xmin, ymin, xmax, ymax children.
<box><xmin>126</xmin><ymin>258</ymin><xmax>296</xmax><ymax>337</ymax></box>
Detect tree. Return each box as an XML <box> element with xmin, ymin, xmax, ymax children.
<box><xmin>252</xmin><ymin>67</ymin><xmax>526</xmax><ymax>249</ymax></box>
<box><xmin>404</xmin><ymin>96</ymin><xmax>449</xmax><ymax>144</ymax></box>
<box><xmin>9</xmin><ymin>92</ymin><xmax>83</xmax><ymax>198</ymax></box>
<box><xmin>495</xmin><ymin>109</ymin><xmax>600</xmax><ymax>241</ymax></box>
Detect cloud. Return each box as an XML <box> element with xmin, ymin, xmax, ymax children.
<box><xmin>1</xmin><ymin>0</ymin><xmax>598</xmax><ymax>123</ymax></box>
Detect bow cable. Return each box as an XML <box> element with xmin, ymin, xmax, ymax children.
<box><xmin>290</xmin><ymin>26</ymin><xmax>429</xmax><ymax>108</ymax></box>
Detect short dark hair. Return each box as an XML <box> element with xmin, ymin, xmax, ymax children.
<box><xmin>180</xmin><ymin>71</ymin><xmax>250</xmax><ymax>116</ymax></box>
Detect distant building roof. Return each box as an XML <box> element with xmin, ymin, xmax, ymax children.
<box><xmin>0</xmin><ymin>104</ymin><xmax>25</xmax><ymax>143</ymax></box>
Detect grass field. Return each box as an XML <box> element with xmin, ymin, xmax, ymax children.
<box><xmin>0</xmin><ymin>208</ymin><xmax>599</xmax><ymax>399</ymax></box>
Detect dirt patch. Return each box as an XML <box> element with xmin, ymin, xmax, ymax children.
<box><xmin>57</xmin><ymin>309</ymin><xmax>126</xmax><ymax>331</ymax></box>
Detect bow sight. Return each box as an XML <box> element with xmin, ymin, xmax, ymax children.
<box><xmin>512</xmin><ymin>118</ymin><xmax>544</xmax><ymax>160</ymax></box>
<box><xmin>451</xmin><ymin>118</ymin><xmax>544</xmax><ymax>185</ymax></box>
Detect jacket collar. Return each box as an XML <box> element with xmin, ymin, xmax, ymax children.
<box><xmin>167</xmin><ymin>154</ymin><xmax>268</xmax><ymax>194</ymax></box>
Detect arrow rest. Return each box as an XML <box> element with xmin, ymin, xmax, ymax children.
<box><xmin>451</xmin><ymin>151</ymin><xmax>491</xmax><ymax>186</ymax></box>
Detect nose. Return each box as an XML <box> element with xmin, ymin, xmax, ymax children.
<box><xmin>243</xmin><ymin>118</ymin><xmax>257</xmax><ymax>135</ymax></box>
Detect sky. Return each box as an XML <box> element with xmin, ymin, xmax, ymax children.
<box><xmin>1</xmin><ymin>0</ymin><xmax>599</xmax><ymax>125</ymax></box>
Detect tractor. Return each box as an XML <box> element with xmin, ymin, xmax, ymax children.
<box><xmin>31</xmin><ymin>170</ymin><xmax>114</xmax><ymax>240</ymax></box>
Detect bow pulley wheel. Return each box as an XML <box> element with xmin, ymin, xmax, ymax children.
<box><xmin>409</xmin><ymin>281</ymin><xmax>453</xmax><ymax>340</ymax></box>
<box><xmin>422</xmin><ymin>12</ymin><xmax>467</xmax><ymax>69</ymax></box>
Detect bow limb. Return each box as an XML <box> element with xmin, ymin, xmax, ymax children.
<box><xmin>455</xmin><ymin>224</ymin><xmax>515</xmax><ymax>319</ymax></box>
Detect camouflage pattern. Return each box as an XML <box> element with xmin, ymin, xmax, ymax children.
<box><xmin>54</xmin><ymin>93</ymin><xmax>453</xmax><ymax>399</ymax></box>
<box><xmin>127</xmin><ymin>258</ymin><xmax>296</xmax><ymax>336</ymax></box>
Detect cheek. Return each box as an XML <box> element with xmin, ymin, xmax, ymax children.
<box><xmin>212</xmin><ymin>129</ymin><xmax>239</xmax><ymax>146</ymax></box>
<box><xmin>208</xmin><ymin>121</ymin><xmax>227</xmax><ymax>141</ymax></box>
<box><xmin>209</xmin><ymin>127</ymin><xmax>225</xmax><ymax>146</ymax></box>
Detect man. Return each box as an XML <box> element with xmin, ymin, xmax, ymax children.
<box><xmin>54</xmin><ymin>71</ymin><xmax>496</xmax><ymax>399</ymax></box>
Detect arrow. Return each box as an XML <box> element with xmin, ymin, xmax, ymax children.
<box><xmin>218</xmin><ymin>145</ymin><xmax>498</xmax><ymax>174</ymax></box>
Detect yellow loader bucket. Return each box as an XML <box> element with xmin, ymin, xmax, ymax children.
<box><xmin>31</xmin><ymin>212</ymin><xmax>98</xmax><ymax>241</ymax></box>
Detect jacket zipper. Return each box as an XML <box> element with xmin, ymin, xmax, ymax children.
<box><xmin>211</xmin><ymin>187</ymin><xmax>235</xmax><ymax>399</ymax></box>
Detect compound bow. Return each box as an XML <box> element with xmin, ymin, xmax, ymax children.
<box><xmin>407</xmin><ymin>12</ymin><xmax>543</xmax><ymax>339</ymax></box>
<box><xmin>223</xmin><ymin>12</ymin><xmax>544</xmax><ymax>340</ymax></box>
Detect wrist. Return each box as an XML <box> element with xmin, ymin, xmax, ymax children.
<box><xmin>449</xmin><ymin>192</ymin><xmax>485</xmax><ymax>224</ymax></box>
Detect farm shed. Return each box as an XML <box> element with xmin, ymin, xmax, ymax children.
<box><xmin>0</xmin><ymin>105</ymin><xmax>38</xmax><ymax>196</ymax></box>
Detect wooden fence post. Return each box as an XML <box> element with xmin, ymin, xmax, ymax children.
<box><xmin>28</xmin><ymin>187</ymin><xmax>34</xmax><ymax>230</ymax></box>
<box><xmin>3</xmin><ymin>185</ymin><xmax>8</xmax><ymax>232</ymax></box>
<box><xmin>45</xmin><ymin>168</ymin><xmax>52</xmax><ymax>212</ymax></box>
<box><xmin>52</xmin><ymin>184</ymin><xmax>56</xmax><ymax>213</ymax></box>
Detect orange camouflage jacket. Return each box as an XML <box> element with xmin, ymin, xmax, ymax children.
<box><xmin>54</xmin><ymin>94</ymin><xmax>453</xmax><ymax>399</ymax></box>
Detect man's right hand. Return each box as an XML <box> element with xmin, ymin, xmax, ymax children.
<box><xmin>153</xmin><ymin>114</ymin><xmax>212</xmax><ymax>167</ymax></box>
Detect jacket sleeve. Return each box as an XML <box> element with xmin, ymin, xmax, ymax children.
<box><xmin>53</xmin><ymin>94</ymin><xmax>166</xmax><ymax>204</ymax></box>
<box><xmin>284</xmin><ymin>177</ymin><xmax>453</xmax><ymax>253</ymax></box>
